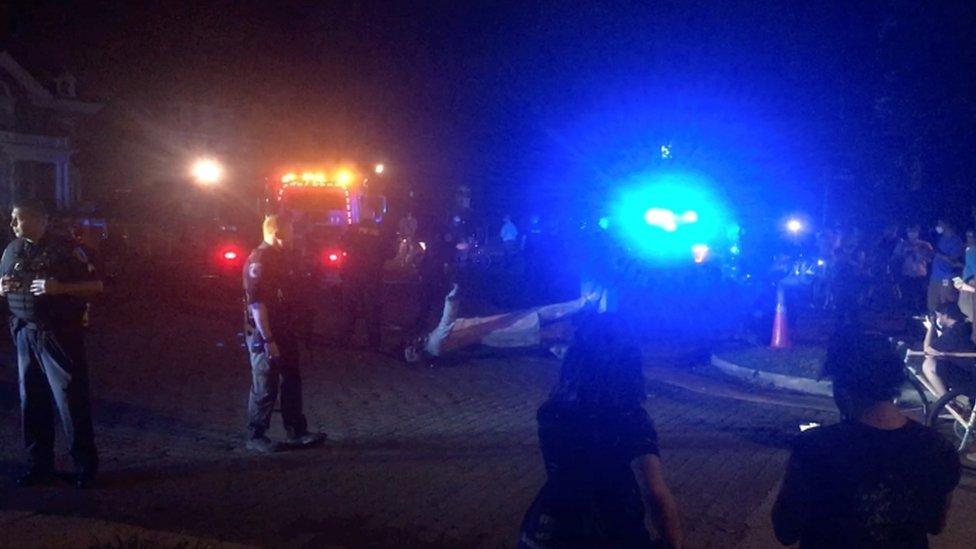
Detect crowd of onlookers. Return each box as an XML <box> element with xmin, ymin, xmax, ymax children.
<box><xmin>812</xmin><ymin>218</ymin><xmax>976</xmax><ymax>322</ymax></box>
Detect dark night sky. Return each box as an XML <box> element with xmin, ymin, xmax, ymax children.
<box><xmin>3</xmin><ymin>1</ymin><xmax>975</xmax><ymax>224</ymax></box>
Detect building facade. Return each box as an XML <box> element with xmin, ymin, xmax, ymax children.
<box><xmin>0</xmin><ymin>51</ymin><xmax>100</xmax><ymax>211</ymax></box>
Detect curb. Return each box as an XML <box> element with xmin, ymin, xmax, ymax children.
<box><xmin>643</xmin><ymin>363</ymin><xmax>838</xmax><ymax>413</ymax></box>
<box><xmin>710</xmin><ymin>354</ymin><xmax>834</xmax><ymax>397</ymax></box>
<box><xmin>708</xmin><ymin>352</ymin><xmax>923</xmax><ymax>405</ymax></box>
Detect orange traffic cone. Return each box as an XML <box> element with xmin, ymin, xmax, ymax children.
<box><xmin>770</xmin><ymin>286</ymin><xmax>790</xmax><ymax>349</ymax></box>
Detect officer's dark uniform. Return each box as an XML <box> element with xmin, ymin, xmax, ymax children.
<box><xmin>340</xmin><ymin>221</ymin><xmax>390</xmax><ymax>348</ymax></box>
<box><xmin>0</xmin><ymin>233</ymin><xmax>99</xmax><ymax>477</ymax></box>
<box><xmin>414</xmin><ymin>230</ymin><xmax>452</xmax><ymax>330</ymax></box>
<box><xmin>242</xmin><ymin>243</ymin><xmax>308</xmax><ymax>440</ymax></box>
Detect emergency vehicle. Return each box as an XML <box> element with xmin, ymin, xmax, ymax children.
<box><xmin>204</xmin><ymin>165</ymin><xmax>389</xmax><ymax>287</ymax></box>
<box><xmin>265</xmin><ymin>166</ymin><xmax>388</xmax><ymax>287</ymax></box>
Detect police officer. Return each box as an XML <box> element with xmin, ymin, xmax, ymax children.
<box><xmin>0</xmin><ymin>198</ymin><xmax>102</xmax><ymax>488</ymax></box>
<box><xmin>340</xmin><ymin>217</ymin><xmax>391</xmax><ymax>350</ymax></box>
<box><xmin>413</xmin><ymin>227</ymin><xmax>453</xmax><ymax>331</ymax></box>
<box><xmin>243</xmin><ymin>213</ymin><xmax>326</xmax><ymax>453</ymax></box>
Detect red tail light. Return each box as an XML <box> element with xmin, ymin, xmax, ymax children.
<box><xmin>220</xmin><ymin>248</ymin><xmax>241</xmax><ymax>262</ymax></box>
<box><xmin>323</xmin><ymin>249</ymin><xmax>344</xmax><ymax>266</ymax></box>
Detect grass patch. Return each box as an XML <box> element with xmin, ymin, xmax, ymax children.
<box><xmin>715</xmin><ymin>345</ymin><xmax>826</xmax><ymax>380</ymax></box>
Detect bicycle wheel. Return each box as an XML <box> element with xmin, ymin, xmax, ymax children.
<box><xmin>925</xmin><ymin>389</ymin><xmax>976</xmax><ymax>455</ymax></box>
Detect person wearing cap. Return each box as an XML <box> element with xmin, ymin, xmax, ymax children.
<box><xmin>921</xmin><ymin>301</ymin><xmax>976</xmax><ymax>399</ymax></box>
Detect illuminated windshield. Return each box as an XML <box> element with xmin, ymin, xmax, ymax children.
<box><xmin>281</xmin><ymin>187</ymin><xmax>346</xmax><ymax>213</ymax></box>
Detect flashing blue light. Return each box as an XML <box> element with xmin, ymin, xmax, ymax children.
<box><xmin>609</xmin><ymin>171</ymin><xmax>733</xmax><ymax>263</ymax></box>
<box><xmin>730</xmin><ymin>244</ymin><xmax>741</xmax><ymax>255</ymax></box>
<box><xmin>786</xmin><ymin>218</ymin><xmax>803</xmax><ymax>234</ymax></box>
<box><xmin>598</xmin><ymin>216</ymin><xmax>610</xmax><ymax>230</ymax></box>
<box><xmin>644</xmin><ymin>208</ymin><xmax>678</xmax><ymax>232</ymax></box>
<box><xmin>817</xmin><ymin>258</ymin><xmax>825</xmax><ymax>267</ymax></box>
<box><xmin>642</xmin><ymin>208</ymin><xmax>701</xmax><ymax>232</ymax></box>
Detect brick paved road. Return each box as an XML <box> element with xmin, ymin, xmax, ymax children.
<box><xmin>0</xmin><ymin>275</ymin><xmax>965</xmax><ymax>548</ymax></box>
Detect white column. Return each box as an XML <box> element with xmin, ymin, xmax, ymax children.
<box><xmin>55</xmin><ymin>160</ymin><xmax>69</xmax><ymax>210</ymax></box>
<box><xmin>1</xmin><ymin>156</ymin><xmax>11</xmax><ymax>208</ymax></box>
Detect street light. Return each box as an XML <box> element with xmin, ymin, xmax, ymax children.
<box><xmin>374</xmin><ymin>163</ymin><xmax>385</xmax><ymax>175</ymax></box>
<box><xmin>191</xmin><ymin>157</ymin><xmax>223</xmax><ymax>186</ymax></box>
<box><xmin>786</xmin><ymin>218</ymin><xmax>803</xmax><ymax>234</ymax></box>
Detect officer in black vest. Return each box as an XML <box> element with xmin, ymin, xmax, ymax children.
<box><xmin>242</xmin><ymin>213</ymin><xmax>326</xmax><ymax>453</ymax></box>
<box><xmin>340</xmin><ymin>217</ymin><xmax>391</xmax><ymax>350</ymax></box>
<box><xmin>0</xmin><ymin>199</ymin><xmax>102</xmax><ymax>488</ymax></box>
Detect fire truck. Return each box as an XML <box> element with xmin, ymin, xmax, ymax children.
<box><xmin>205</xmin><ymin>165</ymin><xmax>388</xmax><ymax>288</ymax></box>
<box><xmin>266</xmin><ymin>166</ymin><xmax>388</xmax><ymax>287</ymax></box>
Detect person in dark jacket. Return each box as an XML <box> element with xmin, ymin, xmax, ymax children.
<box><xmin>340</xmin><ymin>218</ymin><xmax>391</xmax><ymax>349</ymax></box>
<box><xmin>772</xmin><ymin>333</ymin><xmax>959</xmax><ymax>548</ymax></box>
<box><xmin>243</xmin><ymin>213</ymin><xmax>326</xmax><ymax>453</ymax></box>
<box><xmin>0</xmin><ymin>198</ymin><xmax>103</xmax><ymax>488</ymax></box>
<box><xmin>920</xmin><ymin>302</ymin><xmax>976</xmax><ymax>399</ymax></box>
<box><xmin>412</xmin><ymin>228</ymin><xmax>454</xmax><ymax>331</ymax></box>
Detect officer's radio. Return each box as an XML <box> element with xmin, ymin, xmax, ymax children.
<box><xmin>8</xmin><ymin>249</ymin><xmax>53</xmax><ymax>290</ymax></box>
<box><xmin>6</xmin><ymin>260</ymin><xmax>38</xmax><ymax>292</ymax></box>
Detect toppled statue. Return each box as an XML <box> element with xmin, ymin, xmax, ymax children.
<box><xmin>404</xmin><ymin>283</ymin><xmax>606</xmax><ymax>364</ymax></box>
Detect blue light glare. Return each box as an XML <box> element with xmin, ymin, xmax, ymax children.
<box><xmin>609</xmin><ymin>171</ymin><xmax>733</xmax><ymax>263</ymax></box>
<box><xmin>598</xmin><ymin>216</ymin><xmax>611</xmax><ymax>230</ymax></box>
<box><xmin>644</xmin><ymin>208</ymin><xmax>678</xmax><ymax>232</ymax></box>
<box><xmin>527</xmin><ymin>84</ymin><xmax>818</xmax><ymax>242</ymax></box>
<box><xmin>643</xmin><ymin>208</ymin><xmax>700</xmax><ymax>232</ymax></box>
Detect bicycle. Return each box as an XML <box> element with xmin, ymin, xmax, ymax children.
<box><xmin>900</xmin><ymin>347</ymin><xmax>976</xmax><ymax>462</ymax></box>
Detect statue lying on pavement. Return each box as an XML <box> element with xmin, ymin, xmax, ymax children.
<box><xmin>404</xmin><ymin>283</ymin><xmax>606</xmax><ymax>365</ymax></box>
